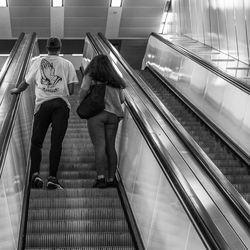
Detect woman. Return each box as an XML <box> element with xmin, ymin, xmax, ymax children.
<box><xmin>79</xmin><ymin>55</ymin><xmax>126</xmax><ymax>188</ymax></box>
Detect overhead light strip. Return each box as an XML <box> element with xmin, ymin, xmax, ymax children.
<box><xmin>0</xmin><ymin>0</ymin><xmax>7</xmax><ymax>7</ymax></box>
<box><xmin>52</xmin><ymin>0</ymin><xmax>63</xmax><ymax>7</ymax></box>
<box><xmin>110</xmin><ymin>0</ymin><xmax>122</xmax><ymax>7</ymax></box>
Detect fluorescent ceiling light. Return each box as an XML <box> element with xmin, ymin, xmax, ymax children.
<box><xmin>0</xmin><ymin>54</ymin><xmax>9</xmax><ymax>56</ymax></box>
<box><xmin>72</xmin><ymin>54</ymin><xmax>83</xmax><ymax>56</ymax></box>
<box><xmin>110</xmin><ymin>0</ymin><xmax>122</xmax><ymax>7</ymax></box>
<box><xmin>0</xmin><ymin>0</ymin><xmax>7</xmax><ymax>7</ymax></box>
<box><xmin>52</xmin><ymin>0</ymin><xmax>63</xmax><ymax>7</ymax></box>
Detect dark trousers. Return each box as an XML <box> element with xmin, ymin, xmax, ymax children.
<box><xmin>87</xmin><ymin>111</ymin><xmax>119</xmax><ymax>179</ymax></box>
<box><xmin>30</xmin><ymin>98</ymin><xmax>69</xmax><ymax>177</ymax></box>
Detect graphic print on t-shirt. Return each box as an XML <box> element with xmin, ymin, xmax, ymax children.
<box><xmin>40</xmin><ymin>58</ymin><xmax>62</xmax><ymax>92</ymax></box>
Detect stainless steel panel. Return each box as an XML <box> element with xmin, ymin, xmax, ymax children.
<box><xmin>189</xmin><ymin>0</ymin><xmax>198</xmax><ymax>40</ymax></box>
<box><xmin>180</xmin><ymin>0</ymin><xmax>192</xmax><ymax>37</ymax></box>
<box><xmin>194</xmin><ymin>0</ymin><xmax>205</xmax><ymax>42</ymax></box>
<box><xmin>245</xmin><ymin>0</ymin><xmax>250</xmax><ymax>66</ymax></box>
<box><xmin>225</xmin><ymin>1</ymin><xmax>238</xmax><ymax>59</ymax></box>
<box><xmin>117</xmin><ymin>109</ymin><xmax>206</xmax><ymax>250</ymax></box>
<box><xmin>234</xmin><ymin>0</ymin><xmax>249</xmax><ymax>64</ymax></box>
<box><xmin>209</xmin><ymin>0</ymin><xmax>220</xmax><ymax>50</ymax></box>
<box><xmin>216</xmin><ymin>0</ymin><xmax>228</xmax><ymax>54</ymax></box>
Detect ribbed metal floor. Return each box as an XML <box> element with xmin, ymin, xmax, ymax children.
<box><xmin>25</xmin><ymin>72</ymin><xmax>135</xmax><ymax>249</ymax></box>
<box><xmin>137</xmin><ymin>68</ymin><xmax>250</xmax><ymax>204</ymax></box>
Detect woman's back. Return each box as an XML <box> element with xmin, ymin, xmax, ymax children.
<box><xmin>104</xmin><ymin>85</ymin><xmax>124</xmax><ymax>118</ymax></box>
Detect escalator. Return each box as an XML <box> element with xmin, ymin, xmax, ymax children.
<box><xmin>136</xmin><ymin>66</ymin><xmax>250</xmax><ymax>203</ymax></box>
<box><xmin>1</xmin><ymin>32</ymin><xmax>250</xmax><ymax>250</ymax></box>
<box><xmin>24</xmin><ymin>75</ymin><xmax>136</xmax><ymax>249</ymax></box>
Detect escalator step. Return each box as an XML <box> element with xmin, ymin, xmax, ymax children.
<box><xmin>225</xmin><ymin>175</ymin><xmax>250</xmax><ymax>184</ymax></box>
<box><xmin>29</xmin><ymin>197</ymin><xmax>122</xmax><ymax>208</ymax></box>
<box><xmin>39</xmin><ymin>170</ymin><xmax>96</xmax><ymax>179</ymax></box>
<box><xmin>26</xmin><ymin>219</ymin><xmax>129</xmax><ymax>233</ymax></box>
<box><xmin>26</xmin><ymin>246</ymin><xmax>135</xmax><ymax>250</ymax></box>
<box><xmin>28</xmin><ymin>208</ymin><xmax>126</xmax><ymax>220</ymax></box>
<box><xmin>220</xmin><ymin>166</ymin><xmax>248</xmax><ymax>175</ymax></box>
<box><xmin>40</xmin><ymin>163</ymin><xmax>95</xmax><ymax>170</ymax></box>
<box><xmin>30</xmin><ymin>188</ymin><xmax>118</xmax><ymax>198</ymax></box>
<box><xmin>25</xmin><ymin>232</ymin><xmax>134</xmax><ymax>247</ymax></box>
<box><xmin>234</xmin><ymin>183</ymin><xmax>250</xmax><ymax>193</ymax></box>
<box><xmin>59</xmin><ymin>179</ymin><xmax>95</xmax><ymax>188</ymax></box>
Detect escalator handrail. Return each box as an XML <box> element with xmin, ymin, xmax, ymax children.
<box><xmin>95</xmin><ymin>32</ymin><xmax>231</xmax><ymax>250</ymax></box>
<box><xmin>86</xmin><ymin>32</ymin><xmax>101</xmax><ymax>56</ymax></box>
<box><xmin>97</xmin><ymin>32</ymin><xmax>250</xmax><ymax>228</ymax></box>
<box><xmin>0</xmin><ymin>32</ymin><xmax>37</xmax><ymax>178</ymax></box>
<box><xmin>151</xmin><ymin>32</ymin><xmax>250</xmax><ymax>95</ymax></box>
<box><xmin>0</xmin><ymin>32</ymin><xmax>25</xmax><ymax>87</ymax></box>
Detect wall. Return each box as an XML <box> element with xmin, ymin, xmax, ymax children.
<box><xmin>169</xmin><ymin>0</ymin><xmax>250</xmax><ymax>65</ymax></box>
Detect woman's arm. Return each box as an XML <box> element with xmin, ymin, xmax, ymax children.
<box><xmin>79</xmin><ymin>74</ymin><xmax>92</xmax><ymax>102</ymax></box>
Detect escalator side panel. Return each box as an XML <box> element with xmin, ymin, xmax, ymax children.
<box><xmin>116</xmin><ymin>108</ymin><xmax>206</xmax><ymax>250</ymax></box>
<box><xmin>0</xmin><ymin>38</ymin><xmax>38</xmax><ymax>250</ymax></box>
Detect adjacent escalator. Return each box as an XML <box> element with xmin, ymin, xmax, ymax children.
<box><xmin>24</xmin><ymin>77</ymin><xmax>136</xmax><ymax>249</ymax></box>
<box><xmin>136</xmin><ymin>67</ymin><xmax>250</xmax><ymax>204</ymax></box>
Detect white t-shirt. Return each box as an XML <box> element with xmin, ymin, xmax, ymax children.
<box><xmin>25</xmin><ymin>55</ymin><xmax>78</xmax><ymax>113</ymax></box>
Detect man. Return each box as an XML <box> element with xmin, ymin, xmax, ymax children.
<box><xmin>10</xmin><ymin>37</ymin><xmax>78</xmax><ymax>189</ymax></box>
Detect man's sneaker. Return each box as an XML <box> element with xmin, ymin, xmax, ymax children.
<box><xmin>31</xmin><ymin>173</ymin><xmax>43</xmax><ymax>189</ymax></box>
<box><xmin>93</xmin><ymin>178</ymin><xmax>107</xmax><ymax>188</ymax></box>
<box><xmin>47</xmin><ymin>176</ymin><xmax>63</xmax><ymax>190</ymax></box>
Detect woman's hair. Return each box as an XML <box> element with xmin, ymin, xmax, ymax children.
<box><xmin>83</xmin><ymin>54</ymin><xmax>126</xmax><ymax>89</ymax></box>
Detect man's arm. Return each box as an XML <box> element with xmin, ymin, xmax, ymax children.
<box><xmin>10</xmin><ymin>81</ymin><xmax>29</xmax><ymax>95</ymax></box>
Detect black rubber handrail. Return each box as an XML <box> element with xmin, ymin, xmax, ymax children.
<box><xmin>151</xmin><ymin>32</ymin><xmax>250</xmax><ymax>95</ymax></box>
<box><xmin>86</xmin><ymin>32</ymin><xmax>101</xmax><ymax>55</ymax></box>
<box><xmin>96</xmin><ymin>32</ymin><xmax>227</xmax><ymax>250</ymax></box>
<box><xmin>97</xmin><ymin>32</ymin><xmax>250</xmax><ymax>249</ymax></box>
<box><xmin>0</xmin><ymin>32</ymin><xmax>25</xmax><ymax>87</ymax></box>
<box><xmin>0</xmin><ymin>32</ymin><xmax>37</xmax><ymax>178</ymax></box>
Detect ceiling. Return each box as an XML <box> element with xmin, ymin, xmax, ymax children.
<box><xmin>0</xmin><ymin>0</ymin><xmax>167</xmax><ymax>39</ymax></box>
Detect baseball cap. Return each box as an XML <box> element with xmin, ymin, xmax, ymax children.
<box><xmin>46</xmin><ymin>37</ymin><xmax>62</xmax><ymax>50</ymax></box>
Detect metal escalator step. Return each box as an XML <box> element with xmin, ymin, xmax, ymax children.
<box><xmin>28</xmin><ymin>208</ymin><xmax>126</xmax><ymax>220</ymax></box>
<box><xmin>39</xmin><ymin>170</ymin><xmax>96</xmax><ymax>179</ymax></box>
<box><xmin>59</xmin><ymin>179</ymin><xmax>95</xmax><ymax>188</ymax></box>
<box><xmin>26</xmin><ymin>246</ymin><xmax>135</xmax><ymax>250</ymax></box>
<box><xmin>42</xmin><ymin>156</ymin><xmax>94</xmax><ymax>162</ymax></box>
<box><xmin>242</xmin><ymin>194</ymin><xmax>250</xmax><ymax>203</ymax></box>
<box><xmin>29</xmin><ymin>197</ymin><xmax>122</xmax><ymax>208</ymax></box>
<box><xmin>26</xmin><ymin>219</ymin><xmax>129</xmax><ymax>233</ymax></box>
<box><xmin>234</xmin><ymin>183</ymin><xmax>250</xmax><ymax>193</ymax></box>
<box><xmin>213</xmin><ymin>159</ymin><xmax>242</xmax><ymax>168</ymax></box>
<box><xmin>225</xmin><ymin>175</ymin><xmax>250</xmax><ymax>184</ymax></box>
<box><xmin>25</xmin><ymin>232</ymin><xmax>134</xmax><ymax>247</ymax></box>
<box><xmin>44</xmin><ymin>163</ymin><xmax>94</xmax><ymax>169</ymax></box>
<box><xmin>220</xmin><ymin>166</ymin><xmax>248</xmax><ymax>175</ymax></box>
<box><xmin>30</xmin><ymin>188</ymin><xmax>118</xmax><ymax>198</ymax></box>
